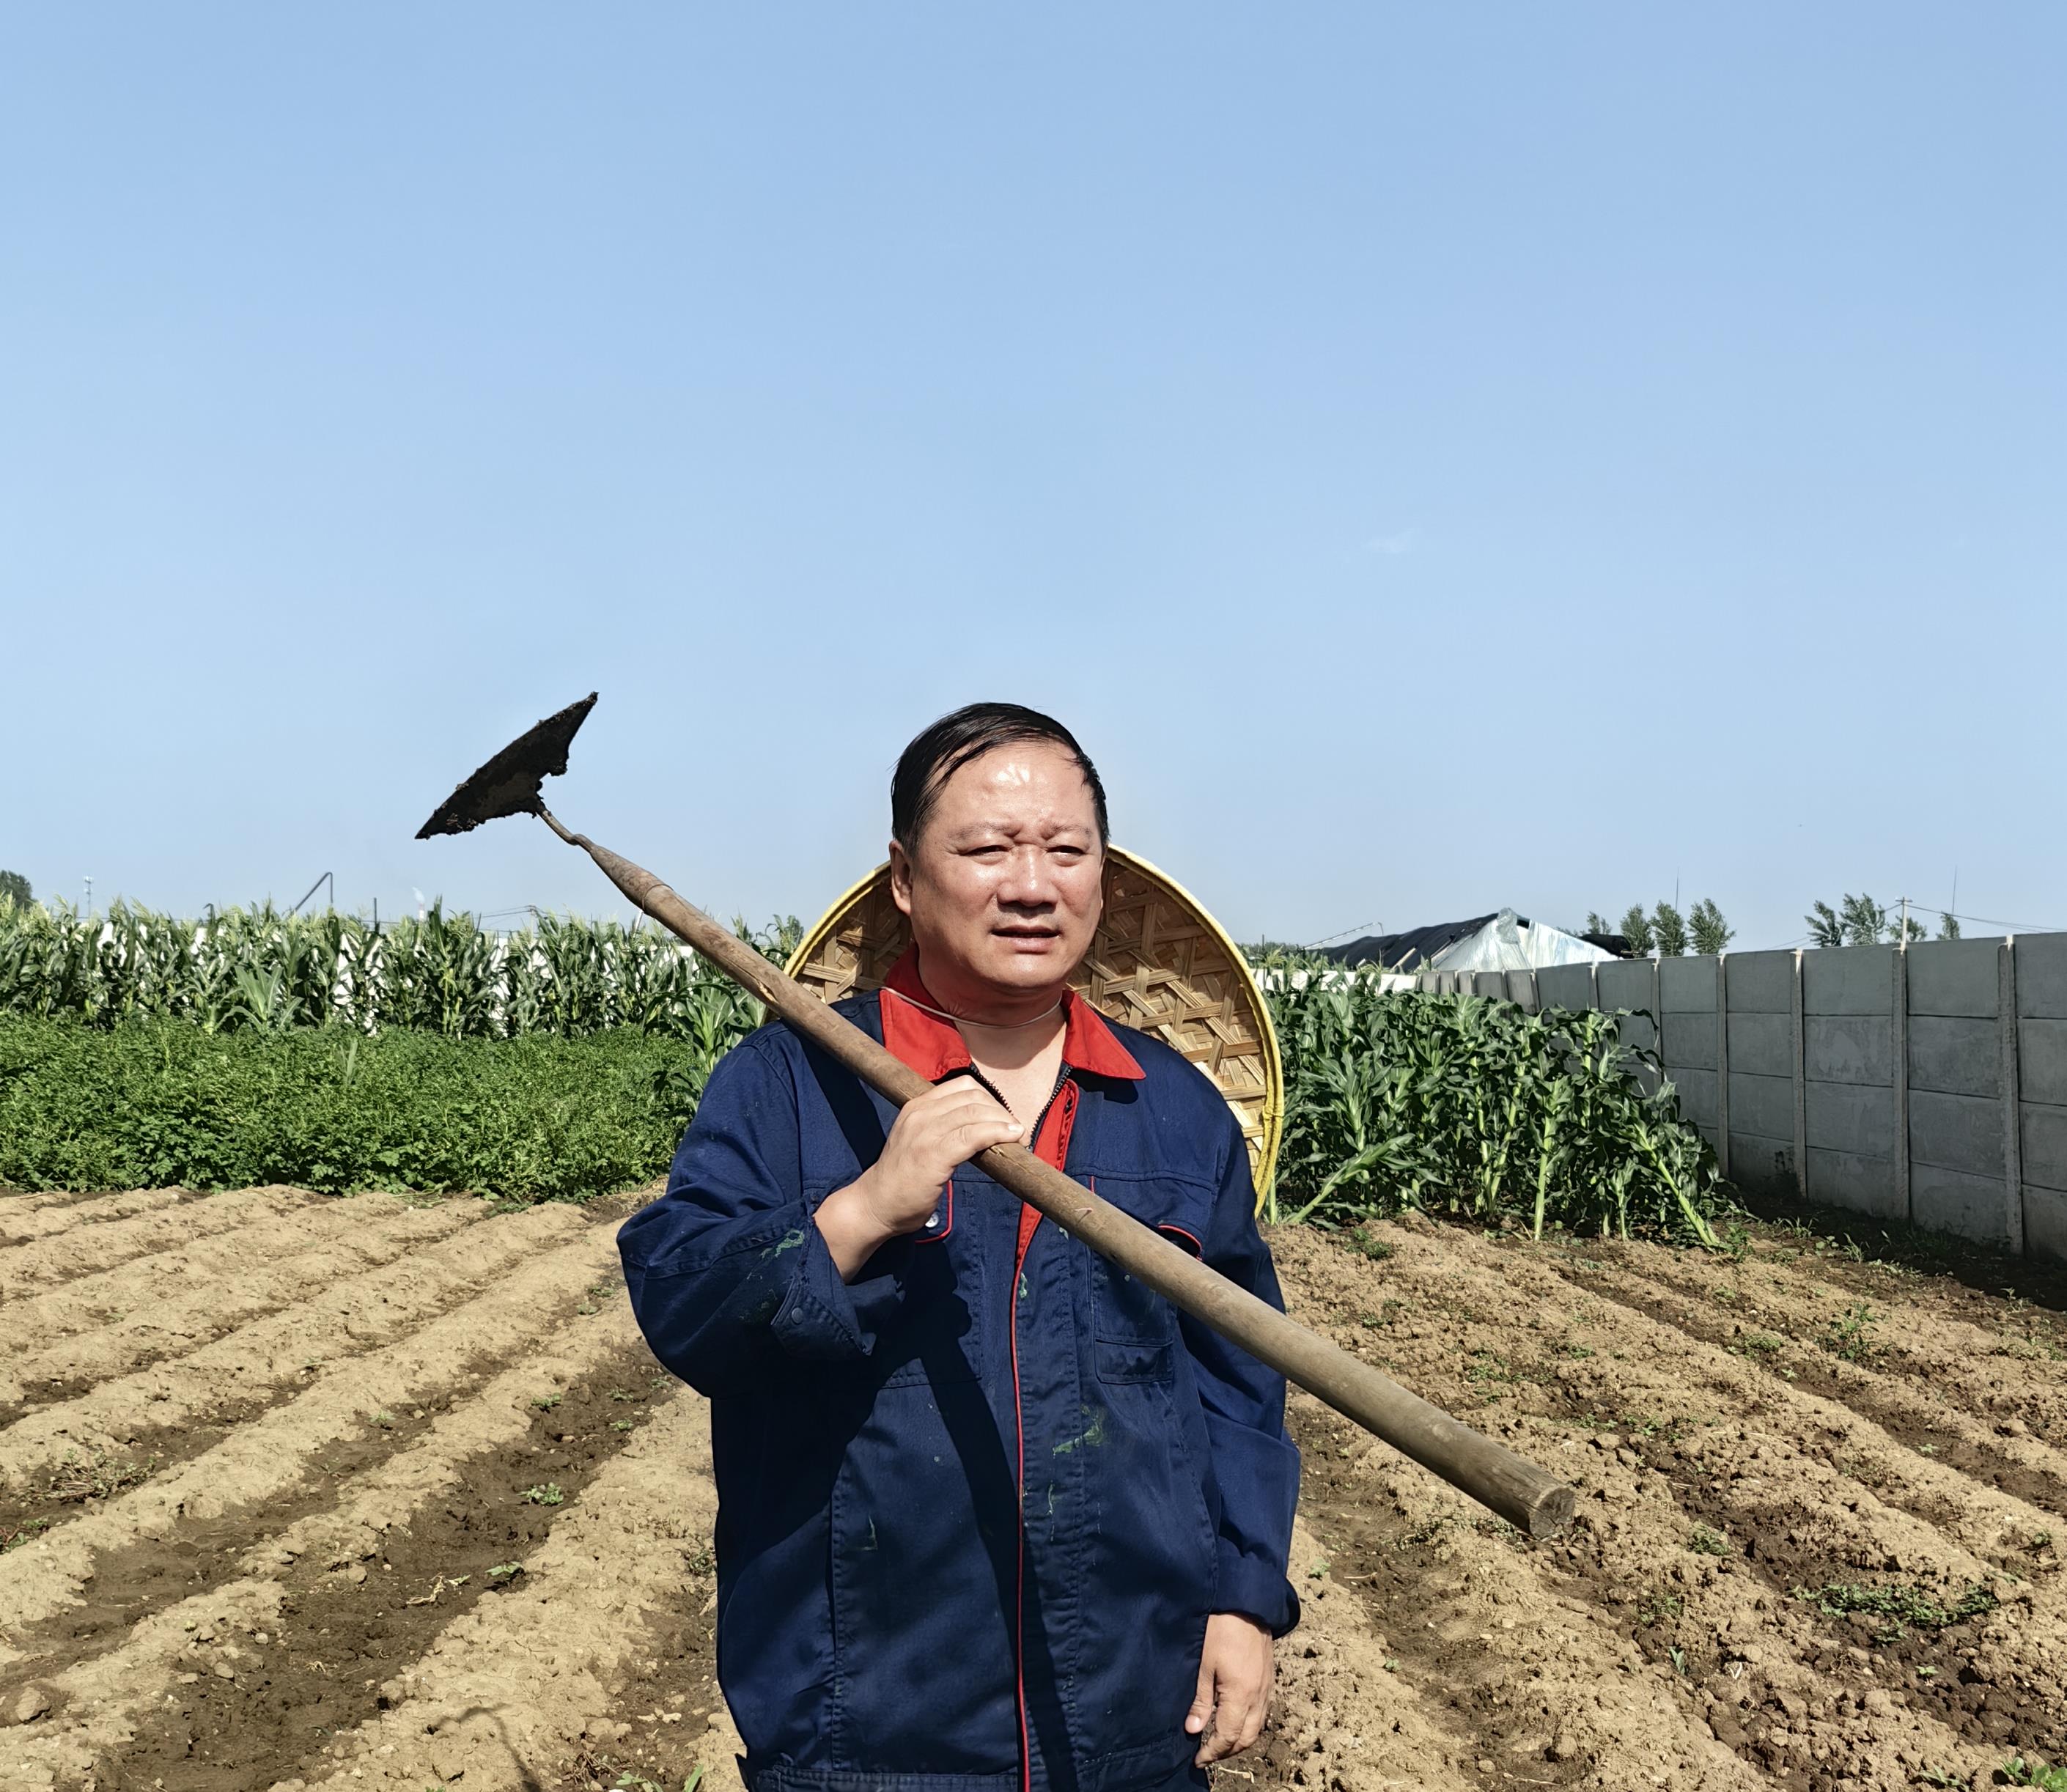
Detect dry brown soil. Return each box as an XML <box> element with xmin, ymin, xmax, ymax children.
<box><xmin>1</xmin><ymin>1187</ymin><xmax>2062</xmax><ymax>1792</ymax></box>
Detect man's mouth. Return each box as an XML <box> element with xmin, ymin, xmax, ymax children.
<box><xmin>994</xmin><ymin>924</ymin><xmax>1061</xmax><ymax>946</ymax></box>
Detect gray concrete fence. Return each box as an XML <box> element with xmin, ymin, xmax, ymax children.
<box><xmin>1412</xmin><ymin>938</ymin><xmax>2067</xmax><ymax>1265</ymax></box>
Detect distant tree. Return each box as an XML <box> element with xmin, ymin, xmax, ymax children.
<box><xmin>1689</xmin><ymin>898</ymin><xmax>1735</xmax><ymax>956</ymax></box>
<box><xmin>1938</xmin><ymin>912</ymin><xmax>1961</xmax><ymax>940</ymax></box>
<box><xmin>1619</xmin><ymin>903</ymin><xmax>1655</xmax><ymax>957</ymax></box>
<box><xmin>1805</xmin><ymin>892</ymin><xmax>1927</xmax><ymax>947</ymax></box>
<box><xmin>1651</xmin><ymin>901</ymin><xmax>1689</xmax><ymax>956</ymax></box>
<box><xmin>1585</xmin><ymin>911</ymin><xmax>1611</xmax><ymax>936</ymax></box>
<box><xmin>0</xmin><ymin>869</ymin><xmax>29</xmax><ymax>910</ymax></box>
<box><xmin>1838</xmin><ymin>893</ymin><xmax>1887</xmax><ymax>945</ymax></box>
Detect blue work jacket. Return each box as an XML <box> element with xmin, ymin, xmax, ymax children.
<box><xmin>619</xmin><ymin>954</ymin><xmax>1301</xmax><ymax>1792</ymax></box>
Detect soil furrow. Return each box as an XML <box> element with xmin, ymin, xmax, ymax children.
<box><xmin>0</xmin><ymin>1199</ymin><xmax>589</xmax><ymax>1491</ymax></box>
<box><xmin>281</xmin><ymin>1382</ymin><xmax>716</xmax><ymax>1792</ymax></box>
<box><xmin>0</xmin><ymin>1197</ymin><xmax>483</xmax><ymax>1408</ymax></box>
<box><xmin>1563</xmin><ymin>1239</ymin><xmax>2067</xmax><ymax>1458</ymax></box>
<box><xmin>5</xmin><ymin>1185</ymin><xmax>2062</xmax><ymax>1792</ymax></box>
<box><xmin>1283</xmin><ymin>1393</ymin><xmax>1766</xmax><ymax>1791</ymax></box>
<box><xmin>0</xmin><ymin>1189</ymin><xmax>196</xmax><ymax>1247</ymax></box>
<box><xmin>0</xmin><ymin>1187</ymin><xmax>320</xmax><ymax>1300</ymax></box>
<box><xmin>1541</xmin><ymin>1251</ymin><xmax>2067</xmax><ymax>1524</ymax></box>
<box><xmin>0</xmin><ymin>1221</ymin><xmax>627</xmax><ymax>1662</ymax></box>
<box><xmin>5</xmin><ymin>1329</ymin><xmax>674</xmax><ymax>1791</ymax></box>
<box><xmin>1272</xmin><ymin>1223</ymin><xmax>2067</xmax><ymax>1790</ymax></box>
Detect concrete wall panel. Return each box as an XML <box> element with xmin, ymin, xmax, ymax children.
<box><xmin>2027</xmin><ymin>1186</ymin><xmax>2067</xmax><ymax>1266</ymax></box>
<box><xmin>2016</xmin><ymin>934</ymin><xmax>2067</xmax><ymax>1019</ymax></box>
<box><xmin>1912</xmin><ymin>1165</ymin><xmax>2013</xmax><ymax>1250</ymax></box>
<box><xmin>1909</xmin><ymin>1089</ymin><xmax>2004</xmax><ymax>1178</ymax></box>
<box><xmin>2019</xmin><ymin>1019</ymin><xmax>2067</xmax><ymax>1108</ymax></box>
<box><xmin>1505</xmin><ymin>970</ymin><xmax>1540</xmax><ymax>1011</ymax></box>
<box><xmin>1804</xmin><ymin>945</ymin><xmax>1896</xmax><ymax>1017</ymax></box>
<box><xmin>1905</xmin><ymin>939</ymin><xmax>2001</xmax><ymax>1017</ymax></box>
<box><xmin>1661</xmin><ymin>956</ymin><xmax>1717</xmax><ymax>1011</ymax></box>
<box><xmin>1661</xmin><ymin>1014</ymin><xmax>1717</xmax><ymax>1072</ymax></box>
<box><xmin>1730</xmin><ymin>1136</ymin><xmax>1797</xmax><ymax>1196</ymax></box>
<box><xmin>1673</xmin><ymin>1067</ymin><xmax>1717</xmax><ymax>1129</ymax></box>
<box><xmin>1908</xmin><ymin>1016</ymin><xmax>1999</xmax><ymax>1099</ymax></box>
<box><xmin>1472</xmin><ymin>972</ymin><xmax>1507</xmax><ymax>1002</ymax></box>
<box><xmin>1728</xmin><ymin>1011</ymin><xmax>1794</xmax><ymax>1078</ymax></box>
<box><xmin>1805</xmin><ymin>1015</ymin><xmax>1893</xmax><ymax>1088</ymax></box>
<box><xmin>2020</xmin><ymin>1104</ymin><xmax>2067</xmax><ymax>1194</ymax></box>
<box><xmin>1536</xmin><ymin>965</ymin><xmax>1597</xmax><ymax>1012</ymax></box>
<box><xmin>1598</xmin><ymin>961</ymin><xmax>1657</xmax><ymax>1014</ymax></box>
<box><xmin>1805</xmin><ymin>1147</ymin><xmax>1901</xmax><ymax>1218</ymax></box>
<box><xmin>1805</xmin><ymin>1080</ymin><xmax>1895</xmax><ymax>1156</ymax></box>
<box><xmin>1725</xmin><ymin>951</ymin><xmax>1796</xmax><ymax>1014</ymax></box>
<box><xmin>1730</xmin><ymin>1073</ymin><xmax>1795</xmax><ymax>1143</ymax></box>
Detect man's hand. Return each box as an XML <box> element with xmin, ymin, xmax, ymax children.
<box><xmin>1186</xmin><ymin>1612</ymin><xmax>1274</xmax><ymax>1764</ymax></box>
<box><xmin>815</xmin><ymin>1080</ymin><xmax>1023</xmax><ymax>1279</ymax></box>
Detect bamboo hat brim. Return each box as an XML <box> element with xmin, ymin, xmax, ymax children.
<box><xmin>786</xmin><ymin>846</ymin><xmax>1283</xmax><ymax>1198</ymax></box>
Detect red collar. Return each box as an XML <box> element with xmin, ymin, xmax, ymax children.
<box><xmin>876</xmin><ymin>945</ymin><xmax>1145</xmax><ymax>1085</ymax></box>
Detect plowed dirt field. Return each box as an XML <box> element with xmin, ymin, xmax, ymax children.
<box><xmin>1</xmin><ymin>1187</ymin><xmax>2062</xmax><ymax>1792</ymax></box>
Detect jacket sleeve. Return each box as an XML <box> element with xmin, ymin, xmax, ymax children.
<box><xmin>1179</xmin><ymin>1114</ymin><xmax>1303</xmax><ymax>1637</ymax></box>
<box><xmin>617</xmin><ymin>1032</ymin><xmax>883</xmax><ymax>1396</ymax></box>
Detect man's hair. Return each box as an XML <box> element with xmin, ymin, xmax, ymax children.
<box><xmin>891</xmin><ymin>703</ymin><xmax>1109</xmax><ymax>852</ymax></box>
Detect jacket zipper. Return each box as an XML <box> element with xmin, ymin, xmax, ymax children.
<box><xmin>1003</xmin><ymin>1061</ymin><xmax>1072</xmax><ymax>1792</ymax></box>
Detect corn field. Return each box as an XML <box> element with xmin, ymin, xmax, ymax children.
<box><xmin>0</xmin><ymin>896</ymin><xmax>797</xmax><ymax>1051</ymax></box>
<box><xmin>1259</xmin><ymin>955</ymin><xmax>1725</xmax><ymax>1245</ymax></box>
<box><xmin>2</xmin><ymin>899</ymin><xmax>1727</xmax><ymax>1241</ymax></box>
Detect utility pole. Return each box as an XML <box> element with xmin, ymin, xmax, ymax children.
<box><xmin>1899</xmin><ymin>896</ymin><xmax>1910</xmax><ymax>951</ymax></box>
<box><xmin>83</xmin><ymin>874</ymin><xmax>92</xmax><ymax>917</ymax></box>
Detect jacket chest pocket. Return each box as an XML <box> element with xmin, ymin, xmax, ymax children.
<box><xmin>1088</xmin><ymin>1177</ymin><xmax>1211</xmax><ymax>1385</ymax></box>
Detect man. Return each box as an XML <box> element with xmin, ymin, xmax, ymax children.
<box><xmin>619</xmin><ymin>703</ymin><xmax>1300</xmax><ymax>1792</ymax></box>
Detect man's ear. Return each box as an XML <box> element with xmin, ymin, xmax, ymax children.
<box><xmin>888</xmin><ymin>841</ymin><xmax>913</xmax><ymax>918</ymax></box>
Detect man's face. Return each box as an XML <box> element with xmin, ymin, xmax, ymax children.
<box><xmin>889</xmin><ymin>740</ymin><xmax>1104</xmax><ymax>1005</ymax></box>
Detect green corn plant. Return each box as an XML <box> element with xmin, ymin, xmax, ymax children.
<box><xmin>1259</xmin><ymin>959</ymin><xmax>1727</xmax><ymax>1246</ymax></box>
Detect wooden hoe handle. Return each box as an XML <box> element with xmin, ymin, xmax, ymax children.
<box><xmin>548</xmin><ymin>815</ymin><xmax>1575</xmax><ymax>1539</ymax></box>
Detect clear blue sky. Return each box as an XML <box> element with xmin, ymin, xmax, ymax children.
<box><xmin>5</xmin><ymin>7</ymin><xmax>2062</xmax><ymax>951</ymax></box>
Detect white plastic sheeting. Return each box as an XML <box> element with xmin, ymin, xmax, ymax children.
<box><xmin>1425</xmin><ymin>909</ymin><xmax>1613</xmax><ymax>973</ymax></box>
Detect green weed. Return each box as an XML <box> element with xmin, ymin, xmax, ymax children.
<box><xmin>520</xmin><ymin>1483</ymin><xmax>565</xmax><ymax>1507</ymax></box>
<box><xmin>47</xmin><ymin>1448</ymin><xmax>158</xmax><ymax>1504</ymax></box>
<box><xmin>1824</xmin><ymin>1303</ymin><xmax>1881</xmax><ymax>1363</ymax></box>
<box><xmin>1793</xmin><ymin>1579</ymin><xmax>1997</xmax><ymax>1640</ymax></box>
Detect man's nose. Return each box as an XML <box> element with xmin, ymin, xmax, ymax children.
<box><xmin>996</xmin><ymin>847</ymin><xmax>1057</xmax><ymax>907</ymax></box>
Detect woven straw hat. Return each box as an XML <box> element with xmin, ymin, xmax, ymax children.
<box><xmin>786</xmin><ymin>847</ymin><xmax>1283</xmax><ymax>1197</ymax></box>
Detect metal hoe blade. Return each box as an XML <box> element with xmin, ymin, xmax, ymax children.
<box><xmin>415</xmin><ymin>692</ymin><xmax>600</xmax><ymax>838</ymax></box>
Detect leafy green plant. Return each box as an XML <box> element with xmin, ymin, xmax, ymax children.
<box><xmin>1998</xmin><ymin>1758</ymin><xmax>2067</xmax><ymax>1790</ymax></box>
<box><xmin>0</xmin><ymin>1014</ymin><xmax>721</xmax><ymax>1201</ymax></box>
<box><xmin>1793</xmin><ymin>1579</ymin><xmax>1997</xmax><ymax>1639</ymax></box>
<box><xmin>1824</xmin><ymin>1304</ymin><xmax>1881</xmax><ymax>1363</ymax></box>
<box><xmin>520</xmin><ymin>1482</ymin><xmax>565</xmax><ymax>1506</ymax></box>
<box><xmin>1261</xmin><ymin>976</ymin><xmax>1725</xmax><ymax>1246</ymax></box>
<box><xmin>1687</xmin><ymin>1524</ymin><xmax>1733</xmax><ymax>1557</ymax></box>
<box><xmin>0</xmin><ymin>895</ymin><xmax>797</xmax><ymax>1042</ymax></box>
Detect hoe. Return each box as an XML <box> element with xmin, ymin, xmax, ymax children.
<box><xmin>418</xmin><ymin>694</ymin><xmax>1574</xmax><ymax>1537</ymax></box>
